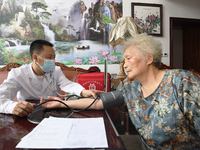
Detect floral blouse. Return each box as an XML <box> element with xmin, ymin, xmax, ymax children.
<box><xmin>119</xmin><ymin>69</ymin><xmax>200</xmax><ymax>150</ymax></box>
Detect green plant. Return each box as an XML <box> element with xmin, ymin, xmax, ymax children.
<box><xmin>2</xmin><ymin>48</ymin><xmax>31</xmax><ymax>65</ymax></box>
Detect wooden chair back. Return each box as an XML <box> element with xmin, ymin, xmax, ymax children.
<box><xmin>0</xmin><ymin>62</ymin><xmax>88</xmax><ymax>72</ymax></box>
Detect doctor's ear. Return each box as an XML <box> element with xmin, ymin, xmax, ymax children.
<box><xmin>32</xmin><ymin>54</ymin><xmax>37</xmax><ymax>60</ymax></box>
<box><xmin>32</xmin><ymin>54</ymin><xmax>38</xmax><ymax>63</ymax></box>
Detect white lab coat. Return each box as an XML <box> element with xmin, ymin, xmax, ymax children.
<box><xmin>0</xmin><ymin>64</ymin><xmax>84</xmax><ymax>114</ymax></box>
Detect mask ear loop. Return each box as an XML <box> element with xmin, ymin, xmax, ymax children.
<box><xmin>34</xmin><ymin>59</ymin><xmax>75</xmax><ymax>99</ymax></box>
<box><xmin>35</xmin><ymin>59</ymin><xmax>45</xmax><ymax>74</ymax></box>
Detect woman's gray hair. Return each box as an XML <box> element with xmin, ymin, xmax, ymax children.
<box><xmin>121</xmin><ymin>33</ymin><xmax>162</xmax><ymax>68</ymax></box>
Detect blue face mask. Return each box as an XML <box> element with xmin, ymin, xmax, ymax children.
<box><xmin>37</xmin><ymin>55</ymin><xmax>55</xmax><ymax>72</ymax></box>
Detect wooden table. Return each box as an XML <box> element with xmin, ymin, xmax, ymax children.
<box><xmin>0</xmin><ymin>108</ymin><xmax>125</xmax><ymax>150</ymax></box>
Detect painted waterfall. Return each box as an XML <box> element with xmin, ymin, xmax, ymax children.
<box><xmin>0</xmin><ymin>0</ymin><xmax>122</xmax><ymax>65</ymax></box>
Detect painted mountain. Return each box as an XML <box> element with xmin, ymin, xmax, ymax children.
<box><xmin>0</xmin><ymin>0</ymin><xmax>122</xmax><ymax>65</ymax></box>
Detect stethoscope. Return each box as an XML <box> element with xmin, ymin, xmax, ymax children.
<box><xmin>27</xmin><ymin>59</ymin><xmax>100</xmax><ymax>125</ymax></box>
<box><xmin>34</xmin><ymin>59</ymin><xmax>97</xmax><ymax>102</ymax></box>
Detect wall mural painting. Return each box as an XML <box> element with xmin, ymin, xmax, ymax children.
<box><xmin>0</xmin><ymin>0</ymin><xmax>122</xmax><ymax>66</ymax></box>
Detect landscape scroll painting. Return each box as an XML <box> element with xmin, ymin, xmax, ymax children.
<box><xmin>0</xmin><ymin>0</ymin><xmax>122</xmax><ymax>65</ymax></box>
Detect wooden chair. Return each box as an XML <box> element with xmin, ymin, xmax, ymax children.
<box><xmin>159</xmin><ymin>63</ymin><xmax>200</xmax><ymax>78</ymax></box>
<box><xmin>0</xmin><ymin>63</ymin><xmax>21</xmax><ymax>71</ymax></box>
<box><xmin>189</xmin><ymin>69</ymin><xmax>200</xmax><ymax>78</ymax></box>
<box><xmin>0</xmin><ymin>62</ymin><xmax>88</xmax><ymax>72</ymax></box>
<box><xmin>55</xmin><ymin>62</ymin><xmax>88</xmax><ymax>72</ymax></box>
<box><xmin>159</xmin><ymin>62</ymin><xmax>175</xmax><ymax>69</ymax></box>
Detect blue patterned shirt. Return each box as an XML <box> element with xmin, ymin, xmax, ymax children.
<box><xmin>119</xmin><ymin>69</ymin><xmax>200</xmax><ymax>149</ymax></box>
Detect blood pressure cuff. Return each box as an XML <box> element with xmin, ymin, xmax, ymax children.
<box><xmin>99</xmin><ymin>91</ymin><xmax>124</xmax><ymax>110</ymax></box>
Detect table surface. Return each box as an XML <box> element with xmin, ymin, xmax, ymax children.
<box><xmin>0</xmin><ymin>106</ymin><xmax>125</xmax><ymax>150</ymax></box>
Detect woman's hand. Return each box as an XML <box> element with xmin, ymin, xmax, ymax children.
<box><xmin>40</xmin><ymin>96</ymin><xmax>65</xmax><ymax>109</ymax></box>
<box><xmin>80</xmin><ymin>89</ymin><xmax>104</xmax><ymax>98</ymax></box>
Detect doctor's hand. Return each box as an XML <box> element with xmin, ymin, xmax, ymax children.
<box><xmin>12</xmin><ymin>100</ymin><xmax>34</xmax><ymax>117</ymax></box>
<box><xmin>40</xmin><ymin>96</ymin><xmax>65</xmax><ymax>109</ymax></box>
<box><xmin>80</xmin><ymin>89</ymin><xmax>104</xmax><ymax>98</ymax></box>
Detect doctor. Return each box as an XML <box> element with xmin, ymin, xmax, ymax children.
<box><xmin>0</xmin><ymin>40</ymin><xmax>100</xmax><ymax>117</ymax></box>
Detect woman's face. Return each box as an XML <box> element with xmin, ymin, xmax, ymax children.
<box><xmin>123</xmin><ymin>45</ymin><xmax>149</xmax><ymax>80</ymax></box>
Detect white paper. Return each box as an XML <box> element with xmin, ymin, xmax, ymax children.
<box><xmin>16</xmin><ymin>117</ymin><xmax>108</xmax><ymax>149</ymax></box>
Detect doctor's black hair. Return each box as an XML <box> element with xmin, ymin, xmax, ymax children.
<box><xmin>30</xmin><ymin>39</ymin><xmax>54</xmax><ymax>59</ymax></box>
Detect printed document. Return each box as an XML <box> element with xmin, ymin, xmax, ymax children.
<box><xmin>16</xmin><ymin>117</ymin><xmax>108</xmax><ymax>149</ymax></box>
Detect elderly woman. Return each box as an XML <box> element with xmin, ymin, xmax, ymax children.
<box><xmin>41</xmin><ymin>33</ymin><xmax>200</xmax><ymax>149</ymax></box>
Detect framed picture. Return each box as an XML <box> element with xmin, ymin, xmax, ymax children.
<box><xmin>132</xmin><ymin>3</ymin><xmax>163</xmax><ymax>36</ymax></box>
